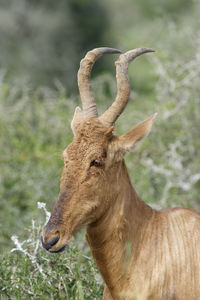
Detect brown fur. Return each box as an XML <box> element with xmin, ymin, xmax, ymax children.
<box><xmin>42</xmin><ymin>117</ymin><xmax>200</xmax><ymax>300</ymax></box>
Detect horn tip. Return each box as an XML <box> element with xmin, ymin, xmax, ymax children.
<box><xmin>145</xmin><ymin>48</ymin><xmax>155</xmax><ymax>53</ymax></box>
<box><xmin>95</xmin><ymin>47</ymin><xmax>122</xmax><ymax>54</ymax></box>
<box><xmin>137</xmin><ymin>47</ymin><xmax>155</xmax><ymax>54</ymax></box>
<box><xmin>119</xmin><ymin>47</ymin><xmax>156</xmax><ymax>63</ymax></box>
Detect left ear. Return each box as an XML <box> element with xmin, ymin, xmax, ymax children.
<box><xmin>111</xmin><ymin>113</ymin><xmax>157</xmax><ymax>160</ymax></box>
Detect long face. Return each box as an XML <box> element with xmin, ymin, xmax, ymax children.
<box><xmin>41</xmin><ymin>119</ymin><xmax>119</xmax><ymax>253</ymax></box>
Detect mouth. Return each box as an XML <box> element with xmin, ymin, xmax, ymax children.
<box><xmin>49</xmin><ymin>245</ymin><xmax>66</xmax><ymax>253</ymax></box>
<box><xmin>40</xmin><ymin>235</ymin><xmax>67</xmax><ymax>254</ymax></box>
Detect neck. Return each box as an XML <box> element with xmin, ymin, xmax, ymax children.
<box><xmin>86</xmin><ymin>161</ymin><xmax>154</xmax><ymax>296</ymax></box>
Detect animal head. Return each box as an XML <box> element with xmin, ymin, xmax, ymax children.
<box><xmin>41</xmin><ymin>47</ymin><xmax>157</xmax><ymax>253</ymax></box>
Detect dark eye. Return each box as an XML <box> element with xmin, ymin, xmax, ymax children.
<box><xmin>90</xmin><ymin>160</ymin><xmax>102</xmax><ymax>167</ymax></box>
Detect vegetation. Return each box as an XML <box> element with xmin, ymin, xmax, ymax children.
<box><xmin>0</xmin><ymin>0</ymin><xmax>200</xmax><ymax>298</ymax></box>
<box><xmin>0</xmin><ymin>205</ymin><xmax>103</xmax><ymax>299</ymax></box>
<box><xmin>0</xmin><ymin>0</ymin><xmax>112</xmax><ymax>91</ymax></box>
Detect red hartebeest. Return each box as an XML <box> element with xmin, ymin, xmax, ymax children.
<box><xmin>41</xmin><ymin>48</ymin><xmax>200</xmax><ymax>300</ymax></box>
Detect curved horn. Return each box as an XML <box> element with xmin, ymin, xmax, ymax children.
<box><xmin>78</xmin><ymin>47</ymin><xmax>121</xmax><ymax>118</ymax></box>
<box><xmin>99</xmin><ymin>48</ymin><xmax>155</xmax><ymax>126</ymax></box>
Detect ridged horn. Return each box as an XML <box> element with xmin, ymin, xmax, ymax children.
<box><xmin>99</xmin><ymin>48</ymin><xmax>155</xmax><ymax>126</ymax></box>
<box><xmin>77</xmin><ymin>47</ymin><xmax>121</xmax><ymax>118</ymax></box>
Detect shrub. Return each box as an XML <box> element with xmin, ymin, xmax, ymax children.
<box><xmin>0</xmin><ymin>203</ymin><xmax>103</xmax><ymax>299</ymax></box>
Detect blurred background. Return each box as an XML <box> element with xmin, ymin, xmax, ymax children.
<box><xmin>0</xmin><ymin>0</ymin><xmax>200</xmax><ymax>298</ymax></box>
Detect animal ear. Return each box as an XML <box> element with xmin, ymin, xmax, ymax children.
<box><xmin>71</xmin><ymin>106</ymin><xmax>84</xmax><ymax>135</ymax></box>
<box><xmin>111</xmin><ymin>113</ymin><xmax>157</xmax><ymax>161</ymax></box>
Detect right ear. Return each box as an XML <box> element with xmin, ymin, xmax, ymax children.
<box><xmin>71</xmin><ymin>106</ymin><xmax>84</xmax><ymax>135</ymax></box>
<box><xmin>109</xmin><ymin>113</ymin><xmax>157</xmax><ymax>161</ymax></box>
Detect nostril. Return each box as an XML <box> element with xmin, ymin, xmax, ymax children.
<box><xmin>40</xmin><ymin>235</ymin><xmax>59</xmax><ymax>250</ymax></box>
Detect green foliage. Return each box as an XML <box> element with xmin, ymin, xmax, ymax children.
<box><xmin>0</xmin><ymin>217</ymin><xmax>103</xmax><ymax>299</ymax></box>
<box><xmin>0</xmin><ymin>0</ymin><xmax>111</xmax><ymax>91</ymax></box>
<box><xmin>0</xmin><ymin>0</ymin><xmax>197</xmax><ymax>92</ymax></box>
<box><xmin>0</xmin><ymin>82</ymin><xmax>73</xmax><ymax>250</ymax></box>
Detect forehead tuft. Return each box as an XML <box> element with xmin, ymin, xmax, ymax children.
<box><xmin>78</xmin><ymin>118</ymin><xmax>109</xmax><ymax>137</ymax></box>
<box><xmin>65</xmin><ymin>118</ymin><xmax>113</xmax><ymax>161</ymax></box>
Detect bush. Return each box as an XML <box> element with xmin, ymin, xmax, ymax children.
<box><xmin>0</xmin><ymin>203</ymin><xmax>103</xmax><ymax>299</ymax></box>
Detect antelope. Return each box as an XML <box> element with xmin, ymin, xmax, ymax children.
<box><xmin>41</xmin><ymin>47</ymin><xmax>200</xmax><ymax>300</ymax></box>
